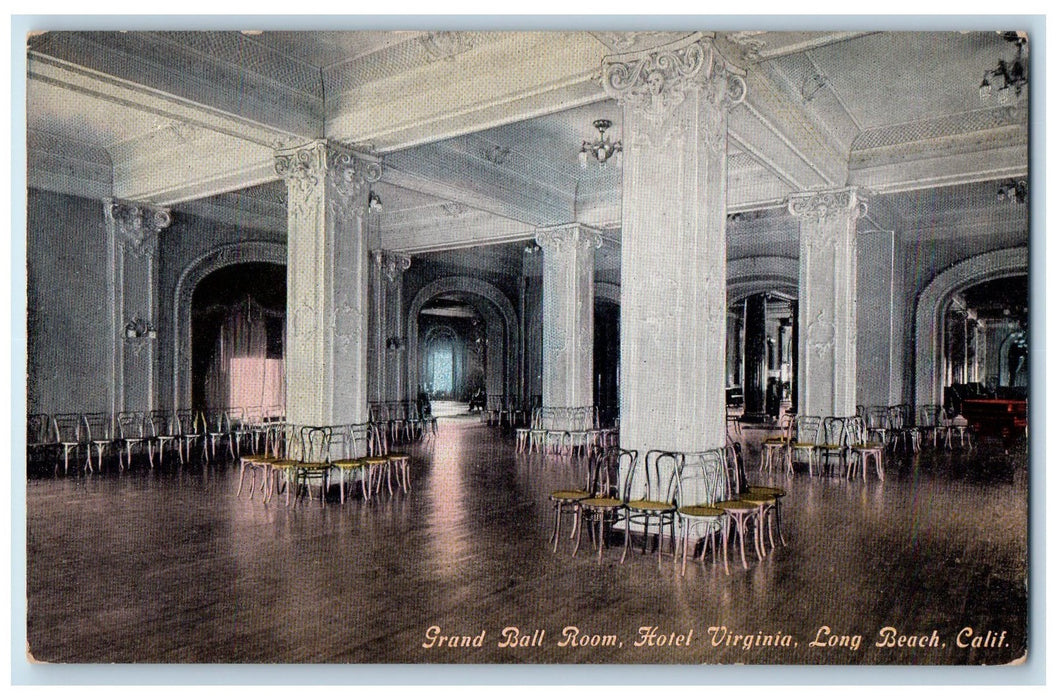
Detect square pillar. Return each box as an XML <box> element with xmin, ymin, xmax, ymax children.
<box><xmin>604</xmin><ymin>34</ymin><xmax>745</xmax><ymax>456</ymax></box>
<box><xmin>857</xmin><ymin>228</ymin><xmax>904</xmax><ymax>407</ymax></box>
<box><xmin>105</xmin><ymin>200</ymin><xmax>171</xmax><ymax>413</ymax></box>
<box><xmin>535</xmin><ymin>223</ymin><xmax>601</xmax><ymax>410</ymax></box>
<box><xmin>789</xmin><ymin>188</ymin><xmax>866</xmax><ymax>418</ymax></box>
<box><xmin>275</xmin><ymin>141</ymin><xmax>380</xmax><ymax>427</ymax></box>
<box><xmin>383</xmin><ymin>253</ymin><xmax>411</xmax><ymax>401</ymax></box>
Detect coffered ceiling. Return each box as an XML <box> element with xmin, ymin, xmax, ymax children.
<box><xmin>25</xmin><ymin>28</ymin><xmax>1030</xmax><ymax>254</ymax></box>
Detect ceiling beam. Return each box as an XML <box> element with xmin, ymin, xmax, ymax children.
<box><xmin>327</xmin><ymin>32</ymin><xmax>608</xmax><ymax>152</ymax></box>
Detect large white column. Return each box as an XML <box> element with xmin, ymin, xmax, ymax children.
<box><xmin>604</xmin><ymin>33</ymin><xmax>745</xmax><ymax>457</ymax></box>
<box><xmin>789</xmin><ymin>188</ymin><xmax>866</xmax><ymax>418</ymax></box>
<box><xmin>535</xmin><ymin>223</ymin><xmax>601</xmax><ymax>410</ymax></box>
<box><xmin>275</xmin><ymin>141</ymin><xmax>380</xmax><ymax>427</ymax></box>
<box><xmin>105</xmin><ymin>199</ymin><xmax>171</xmax><ymax>413</ymax></box>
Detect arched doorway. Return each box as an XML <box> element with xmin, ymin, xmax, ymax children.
<box><xmin>914</xmin><ymin>247</ymin><xmax>1028</xmax><ymax>406</ymax></box>
<box><xmin>940</xmin><ymin>274</ymin><xmax>1028</xmax><ymax>414</ymax></box>
<box><xmin>190</xmin><ymin>262</ymin><xmax>287</xmax><ymax>416</ymax></box>
<box><xmin>727</xmin><ymin>292</ymin><xmax>798</xmax><ymax>420</ymax></box>
<box><xmin>407</xmin><ymin>276</ymin><xmax>519</xmax><ymax>410</ymax></box>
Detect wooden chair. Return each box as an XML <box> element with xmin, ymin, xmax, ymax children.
<box><xmin>815</xmin><ymin>416</ymin><xmax>849</xmax><ymax>477</ymax></box>
<box><xmin>574</xmin><ymin>447</ymin><xmax>634</xmax><ymax>563</ymax></box>
<box><xmin>621</xmin><ymin>450</ymin><xmax>678</xmax><ymax>563</ymax></box>
<box><xmin>115</xmin><ymin>411</ymin><xmax>149</xmax><ymax>469</ymax></box>
<box><xmin>51</xmin><ymin>413</ymin><xmax>87</xmax><ymax>474</ymax></box>
<box><xmin>294</xmin><ymin>426</ymin><xmax>332</xmax><ymax>505</ymax></box>
<box><xmin>146</xmin><ymin>410</ymin><xmax>178</xmax><ymax>466</ymax></box>
<box><xmin>673</xmin><ymin>449</ymin><xmax>728</xmax><ymax>575</ymax></box>
<box><xmin>760</xmin><ymin>412</ymin><xmax>794</xmax><ymax>473</ymax></box>
<box><xmin>846</xmin><ymin>416</ymin><xmax>885</xmax><ymax>481</ymax></box>
<box><xmin>83</xmin><ymin>412</ymin><xmax>115</xmax><ymax>472</ymax></box>
<box><xmin>789</xmin><ymin>414</ymin><xmax>822</xmax><ymax>476</ymax></box>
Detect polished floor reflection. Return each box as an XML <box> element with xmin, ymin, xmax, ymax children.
<box><xmin>26</xmin><ymin>417</ymin><xmax>1028</xmax><ymax>664</ymax></box>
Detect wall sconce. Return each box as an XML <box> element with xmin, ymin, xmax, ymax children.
<box><xmin>125</xmin><ymin>318</ymin><xmax>157</xmax><ymax>339</ymax></box>
<box><xmin>386</xmin><ymin>336</ymin><xmax>404</xmax><ymax>350</ymax></box>
<box><xmin>368</xmin><ymin>191</ymin><xmax>383</xmax><ymax>211</ymax></box>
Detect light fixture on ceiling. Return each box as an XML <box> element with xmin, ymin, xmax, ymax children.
<box><xmin>579</xmin><ymin>119</ymin><xmax>622</xmax><ymax>169</ymax></box>
<box><xmin>997</xmin><ymin>179</ymin><xmax>1027</xmax><ymax>204</ymax></box>
<box><xmin>980</xmin><ymin>33</ymin><xmax>1028</xmax><ymax>106</ymax></box>
<box><xmin>368</xmin><ymin>191</ymin><xmax>382</xmax><ymax>211</ymax></box>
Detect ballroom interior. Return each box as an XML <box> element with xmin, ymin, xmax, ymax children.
<box><xmin>23</xmin><ymin>29</ymin><xmax>1031</xmax><ymax>668</ymax></box>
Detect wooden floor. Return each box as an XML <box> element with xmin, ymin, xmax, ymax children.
<box><xmin>25</xmin><ymin>417</ymin><xmax>1028</xmax><ymax>665</ymax></box>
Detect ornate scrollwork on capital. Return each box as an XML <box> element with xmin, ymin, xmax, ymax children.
<box><xmin>534</xmin><ymin>225</ymin><xmax>603</xmax><ymax>254</ymax></box>
<box><xmin>787</xmin><ymin>188</ymin><xmax>868</xmax><ymax>221</ymax></box>
<box><xmin>327</xmin><ymin>144</ymin><xmax>383</xmax><ymax>220</ymax></box>
<box><xmin>602</xmin><ymin>34</ymin><xmax>746</xmax><ymax>149</ymax></box>
<box><xmin>106</xmin><ymin>199</ymin><xmax>171</xmax><ymax>258</ymax></box>
<box><xmin>275</xmin><ymin>141</ymin><xmax>327</xmax><ymax>216</ymax></box>
<box><xmin>373</xmin><ymin>251</ymin><xmax>412</xmax><ymax>283</ymax></box>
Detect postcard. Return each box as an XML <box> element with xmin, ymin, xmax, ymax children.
<box><xmin>21</xmin><ymin>23</ymin><xmax>1032</xmax><ymax>676</ymax></box>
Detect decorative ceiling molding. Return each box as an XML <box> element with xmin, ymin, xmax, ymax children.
<box><xmin>326</xmin><ymin>32</ymin><xmax>607</xmax><ymax>151</ymax></box>
<box><xmin>28</xmin><ymin>32</ymin><xmax>322</xmax><ymax>137</ymax></box>
<box><xmin>851</xmin><ymin>107</ymin><xmax>1026</xmax><ymax>151</ymax></box>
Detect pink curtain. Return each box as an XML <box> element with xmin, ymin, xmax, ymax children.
<box><xmin>204</xmin><ymin>297</ymin><xmax>285</xmax><ymax>414</ymax></box>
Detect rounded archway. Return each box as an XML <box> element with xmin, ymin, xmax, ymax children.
<box><xmin>189</xmin><ymin>262</ymin><xmax>287</xmax><ymax>415</ymax></box>
<box><xmin>171</xmin><ymin>241</ymin><xmax>287</xmax><ymax>410</ymax></box>
<box><xmin>407</xmin><ymin>276</ymin><xmax>519</xmax><ymax>405</ymax></box>
<box><xmin>914</xmin><ymin>247</ymin><xmax>1028</xmax><ymax>406</ymax></box>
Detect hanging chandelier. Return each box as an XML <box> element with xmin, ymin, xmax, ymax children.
<box><xmin>980</xmin><ymin>32</ymin><xmax>1028</xmax><ymax>106</ymax></box>
<box><xmin>579</xmin><ymin>119</ymin><xmax>622</xmax><ymax>169</ymax></box>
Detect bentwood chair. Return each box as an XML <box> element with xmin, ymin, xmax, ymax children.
<box><xmin>673</xmin><ymin>449</ymin><xmax>728</xmax><ymax>575</ymax></box>
<box><xmin>789</xmin><ymin>415</ymin><xmax>822</xmax><ymax>476</ymax></box>
<box><xmin>621</xmin><ymin>450</ymin><xmax>679</xmax><ymax>563</ymax></box>
<box><xmin>146</xmin><ymin>410</ymin><xmax>179</xmax><ymax>466</ymax></box>
<box><xmin>548</xmin><ymin>453</ymin><xmax>593</xmax><ymax>552</ymax></box>
<box><xmin>574</xmin><ymin>447</ymin><xmax>635</xmax><ymax>562</ymax></box>
<box><xmin>52</xmin><ymin>413</ymin><xmax>87</xmax><ymax>474</ymax></box>
<box><xmin>236</xmin><ymin>421</ymin><xmax>284</xmax><ymax>500</ymax></box>
<box><xmin>760</xmin><ymin>412</ymin><xmax>794</xmax><ymax>473</ymax></box>
<box><xmin>845</xmin><ymin>415</ymin><xmax>885</xmax><ymax>481</ymax></box>
<box><xmin>916</xmin><ymin>405</ymin><xmax>945</xmax><ymax>449</ymax></box>
<box><xmin>741</xmin><ymin>485</ymin><xmax>785</xmax><ymax>558</ymax></box>
<box><xmin>83</xmin><ymin>412</ymin><xmax>115</xmax><ymax>472</ymax></box>
<box><xmin>814</xmin><ymin>416</ymin><xmax>848</xmax><ymax>477</ymax></box>
<box><xmin>864</xmin><ymin>406</ymin><xmax>891</xmax><ymax>449</ymax></box>
<box><xmin>176</xmin><ymin>410</ymin><xmax>205</xmax><ymax>464</ymax></box>
<box><xmin>887</xmin><ymin>404</ymin><xmax>918</xmax><ymax>454</ymax></box>
<box><xmin>329</xmin><ymin>424</ymin><xmax>372</xmax><ymax>504</ymax></box>
<box><xmin>295</xmin><ymin>426</ymin><xmax>333</xmax><ymax>505</ymax></box>
<box><xmin>26</xmin><ymin>413</ymin><xmax>55</xmax><ymax>469</ymax></box>
<box><xmin>116</xmin><ymin>411</ymin><xmax>148</xmax><ymax>469</ymax></box>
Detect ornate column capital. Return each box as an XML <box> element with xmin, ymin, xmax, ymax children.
<box><xmin>105</xmin><ymin>198</ymin><xmax>172</xmax><ymax>258</ymax></box>
<box><xmin>275</xmin><ymin>140</ymin><xmax>382</xmax><ymax>219</ymax></box>
<box><xmin>602</xmin><ymin>32</ymin><xmax>746</xmax><ymax>148</ymax></box>
<box><xmin>372</xmin><ymin>250</ymin><xmax>412</xmax><ymax>283</ymax></box>
<box><xmin>534</xmin><ymin>223</ymin><xmax>603</xmax><ymax>253</ymax></box>
<box><xmin>787</xmin><ymin>187</ymin><xmax>869</xmax><ymax>222</ymax></box>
